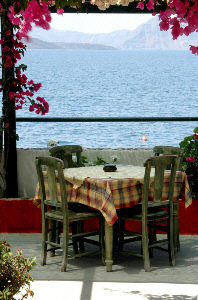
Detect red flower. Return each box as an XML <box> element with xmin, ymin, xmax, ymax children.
<box><xmin>9</xmin><ymin>92</ymin><xmax>16</xmax><ymax>100</ymax></box>
<box><xmin>57</xmin><ymin>8</ymin><xmax>64</xmax><ymax>14</ymax></box>
<box><xmin>136</xmin><ymin>2</ymin><xmax>144</xmax><ymax>10</ymax></box>
<box><xmin>2</xmin><ymin>46</ymin><xmax>10</xmax><ymax>52</ymax></box>
<box><xmin>5</xmin><ymin>30</ymin><xmax>11</xmax><ymax>35</ymax></box>
<box><xmin>186</xmin><ymin>157</ymin><xmax>195</xmax><ymax>163</ymax></box>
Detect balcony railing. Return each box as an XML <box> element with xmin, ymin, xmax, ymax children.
<box><xmin>16</xmin><ymin>117</ymin><xmax>198</xmax><ymax>123</ymax></box>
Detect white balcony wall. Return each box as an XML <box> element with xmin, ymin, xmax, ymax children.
<box><xmin>15</xmin><ymin>148</ymin><xmax>153</xmax><ymax>198</ymax></box>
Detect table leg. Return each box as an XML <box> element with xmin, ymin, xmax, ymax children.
<box><xmin>105</xmin><ymin>221</ymin><xmax>113</xmax><ymax>272</ymax></box>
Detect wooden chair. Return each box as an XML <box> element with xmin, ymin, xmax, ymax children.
<box><xmin>117</xmin><ymin>155</ymin><xmax>177</xmax><ymax>272</ymax></box>
<box><xmin>51</xmin><ymin>144</ymin><xmax>85</xmax><ymax>250</ymax></box>
<box><xmin>50</xmin><ymin>145</ymin><xmax>82</xmax><ymax>168</ymax></box>
<box><xmin>35</xmin><ymin>156</ymin><xmax>105</xmax><ymax>272</ymax></box>
<box><xmin>153</xmin><ymin>146</ymin><xmax>184</xmax><ymax>171</ymax></box>
<box><xmin>153</xmin><ymin>146</ymin><xmax>184</xmax><ymax>251</ymax></box>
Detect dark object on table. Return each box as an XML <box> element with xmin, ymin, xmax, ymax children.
<box><xmin>103</xmin><ymin>164</ymin><xmax>117</xmax><ymax>172</ymax></box>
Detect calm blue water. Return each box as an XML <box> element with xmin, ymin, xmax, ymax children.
<box><xmin>5</xmin><ymin>49</ymin><xmax>198</xmax><ymax>148</ymax></box>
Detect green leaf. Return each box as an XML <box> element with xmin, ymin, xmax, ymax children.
<box><xmin>194</xmin><ymin>127</ymin><xmax>198</xmax><ymax>134</ymax></box>
<box><xmin>17</xmin><ymin>64</ymin><xmax>27</xmax><ymax>72</ymax></box>
<box><xmin>179</xmin><ymin>140</ymin><xmax>188</xmax><ymax>148</ymax></box>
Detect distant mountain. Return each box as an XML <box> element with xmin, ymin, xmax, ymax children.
<box><xmin>120</xmin><ymin>17</ymin><xmax>198</xmax><ymax>50</ymax></box>
<box><xmin>25</xmin><ymin>38</ymin><xmax>117</xmax><ymax>50</ymax></box>
<box><xmin>29</xmin><ymin>27</ymin><xmax>130</xmax><ymax>48</ymax></box>
<box><xmin>28</xmin><ymin>17</ymin><xmax>198</xmax><ymax>50</ymax></box>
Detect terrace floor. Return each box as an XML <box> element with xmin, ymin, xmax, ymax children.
<box><xmin>2</xmin><ymin>233</ymin><xmax>198</xmax><ymax>300</ymax></box>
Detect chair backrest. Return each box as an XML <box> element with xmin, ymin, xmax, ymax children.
<box><xmin>143</xmin><ymin>155</ymin><xmax>177</xmax><ymax>209</ymax></box>
<box><xmin>35</xmin><ymin>156</ymin><xmax>68</xmax><ymax>211</ymax></box>
<box><xmin>153</xmin><ymin>146</ymin><xmax>184</xmax><ymax>171</ymax></box>
<box><xmin>50</xmin><ymin>145</ymin><xmax>82</xmax><ymax>168</ymax></box>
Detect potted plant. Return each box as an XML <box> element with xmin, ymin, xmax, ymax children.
<box><xmin>179</xmin><ymin>127</ymin><xmax>198</xmax><ymax>199</ymax></box>
<box><xmin>0</xmin><ymin>237</ymin><xmax>36</xmax><ymax>300</ymax></box>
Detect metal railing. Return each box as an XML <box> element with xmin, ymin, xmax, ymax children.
<box><xmin>16</xmin><ymin>117</ymin><xmax>198</xmax><ymax>123</ymax></box>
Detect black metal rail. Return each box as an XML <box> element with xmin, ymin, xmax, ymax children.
<box><xmin>16</xmin><ymin>117</ymin><xmax>198</xmax><ymax>122</ymax></box>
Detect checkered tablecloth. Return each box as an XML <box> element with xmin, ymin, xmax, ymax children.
<box><xmin>33</xmin><ymin>165</ymin><xmax>192</xmax><ymax>225</ymax></box>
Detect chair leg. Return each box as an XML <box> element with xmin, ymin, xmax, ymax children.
<box><xmin>72</xmin><ymin>222</ymin><xmax>79</xmax><ymax>255</ymax></box>
<box><xmin>168</xmin><ymin>212</ymin><xmax>175</xmax><ymax>267</ymax></box>
<box><xmin>56</xmin><ymin>221</ymin><xmax>61</xmax><ymax>245</ymax></box>
<box><xmin>148</xmin><ymin>221</ymin><xmax>155</xmax><ymax>258</ymax></box>
<box><xmin>173</xmin><ymin>201</ymin><xmax>179</xmax><ymax>255</ymax></box>
<box><xmin>78</xmin><ymin>220</ymin><xmax>85</xmax><ymax>254</ymax></box>
<box><xmin>61</xmin><ymin>220</ymin><xmax>69</xmax><ymax>272</ymax></box>
<box><xmin>41</xmin><ymin>217</ymin><xmax>47</xmax><ymax>266</ymax></box>
<box><xmin>177</xmin><ymin>219</ymin><xmax>180</xmax><ymax>252</ymax></box>
<box><xmin>49</xmin><ymin>219</ymin><xmax>56</xmax><ymax>257</ymax></box>
<box><xmin>176</xmin><ymin>200</ymin><xmax>180</xmax><ymax>251</ymax></box>
<box><xmin>142</xmin><ymin>220</ymin><xmax>150</xmax><ymax>272</ymax></box>
<box><xmin>118</xmin><ymin>219</ymin><xmax>125</xmax><ymax>251</ymax></box>
<box><xmin>113</xmin><ymin>219</ymin><xmax>119</xmax><ymax>262</ymax></box>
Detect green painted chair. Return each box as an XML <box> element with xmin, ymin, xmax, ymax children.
<box><xmin>153</xmin><ymin>146</ymin><xmax>184</xmax><ymax>171</ymax></box>
<box><xmin>117</xmin><ymin>155</ymin><xmax>177</xmax><ymax>272</ymax></box>
<box><xmin>50</xmin><ymin>145</ymin><xmax>83</xmax><ymax>168</ymax></box>
<box><xmin>51</xmin><ymin>144</ymin><xmax>85</xmax><ymax>252</ymax></box>
<box><xmin>153</xmin><ymin>145</ymin><xmax>184</xmax><ymax>251</ymax></box>
<box><xmin>35</xmin><ymin>156</ymin><xmax>105</xmax><ymax>272</ymax></box>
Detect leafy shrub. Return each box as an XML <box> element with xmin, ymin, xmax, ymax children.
<box><xmin>180</xmin><ymin>127</ymin><xmax>198</xmax><ymax>195</ymax></box>
<box><xmin>0</xmin><ymin>237</ymin><xmax>36</xmax><ymax>300</ymax></box>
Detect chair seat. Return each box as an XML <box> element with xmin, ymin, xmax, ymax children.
<box><xmin>45</xmin><ymin>209</ymin><xmax>101</xmax><ymax>222</ymax></box>
<box><xmin>118</xmin><ymin>207</ymin><xmax>169</xmax><ymax>221</ymax></box>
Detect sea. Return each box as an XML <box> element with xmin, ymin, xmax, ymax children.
<box><xmin>2</xmin><ymin>49</ymin><xmax>198</xmax><ymax>149</ymax></box>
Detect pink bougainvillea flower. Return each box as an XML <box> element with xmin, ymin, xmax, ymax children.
<box><xmin>171</xmin><ymin>19</ymin><xmax>181</xmax><ymax>40</ymax></box>
<box><xmin>159</xmin><ymin>19</ymin><xmax>170</xmax><ymax>31</ymax></box>
<box><xmin>9</xmin><ymin>92</ymin><xmax>16</xmax><ymax>100</ymax></box>
<box><xmin>27</xmin><ymin>80</ymin><xmax>34</xmax><ymax>85</ymax></box>
<box><xmin>12</xmin><ymin>81</ymin><xmax>17</xmax><ymax>87</ymax></box>
<box><xmin>146</xmin><ymin>0</ymin><xmax>154</xmax><ymax>10</ymax></box>
<box><xmin>4</xmin><ymin>55</ymin><xmax>13</xmax><ymax>68</ymax></box>
<box><xmin>57</xmin><ymin>8</ymin><xmax>64</xmax><ymax>14</ymax></box>
<box><xmin>136</xmin><ymin>2</ymin><xmax>144</xmax><ymax>10</ymax></box>
<box><xmin>2</xmin><ymin>46</ymin><xmax>10</xmax><ymax>52</ymax></box>
<box><xmin>193</xmin><ymin>134</ymin><xmax>198</xmax><ymax>140</ymax></box>
<box><xmin>5</xmin><ymin>30</ymin><xmax>11</xmax><ymax>35</ymax></box>
<box><xmin>33</xmin><ymin>83</ymin><xmax>42</xmax><ymax>92</ymax></box>
<box><xmin>0</xmin><ymin>3</ymin><xmax>3</xmax><ymax>13</ymax></box>
<box><xmin>5</xmin><ymin>123</ymin><xmax>9</xmax><ymax>127</ymax></box>
<box><xmin>186</xmin><ymin>157</ymin><xmax>195</xmax><ymax>163</ymax></box>
<box><xmin>29</xmin><ymin>105</ymin><xmax>34</xmax><ymax>112</ymax></box>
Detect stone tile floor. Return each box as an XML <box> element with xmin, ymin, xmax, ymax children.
<box><xmin>2</xmin><ymin>233</ymin><xmax>198</xmax><ymax>300</ymax></box>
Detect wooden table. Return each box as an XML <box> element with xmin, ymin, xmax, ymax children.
<box><xmin>34</xmin><ymin>165</ymin><xmax>192</xmax><ymax>271</ymax></box>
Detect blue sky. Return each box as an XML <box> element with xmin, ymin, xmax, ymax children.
<box><xmin>50</xmin><ymin>13</ymin><xmax>154</xmax><ymax>33</ymax></box>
